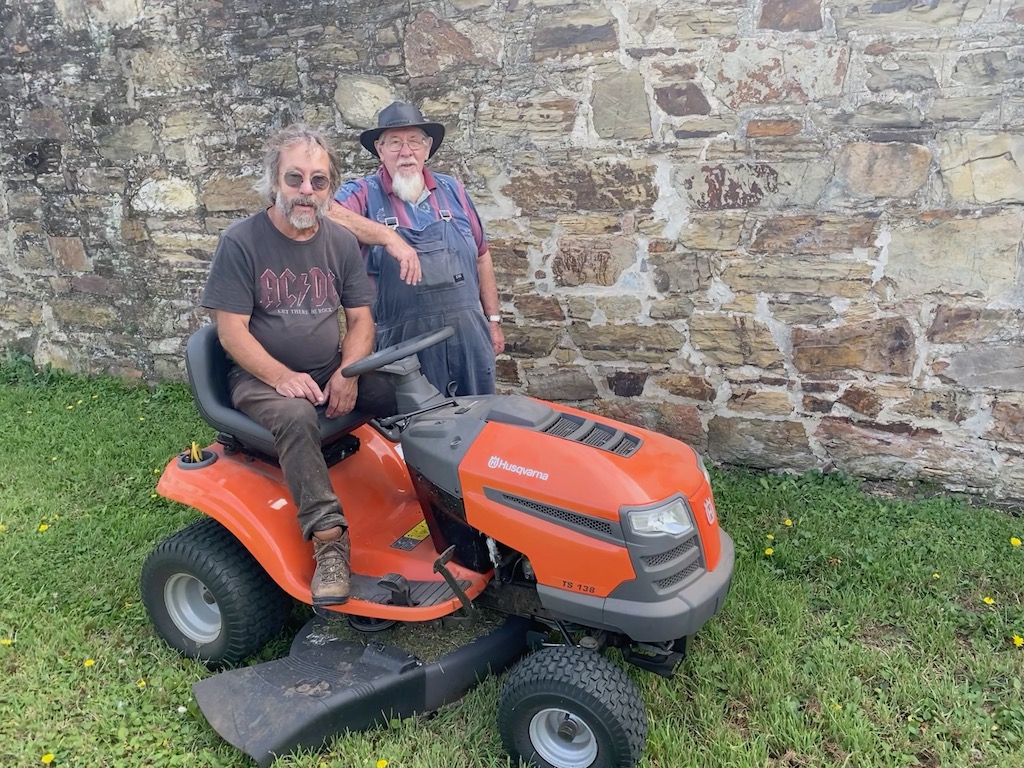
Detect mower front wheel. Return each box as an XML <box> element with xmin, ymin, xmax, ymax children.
<box><xmin>498</xmin><ymin>646</ymin><xmax>648</xmax><ymax>768</ymax></box>
<box><xmin>141</xmin><ymin>518</ymin><xmax>293</xmax><ymax>667</ymax></box>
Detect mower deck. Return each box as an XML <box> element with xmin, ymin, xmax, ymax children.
<box><xmin>192</xmin><ymin>614</ymin><xmax>531</xmax><ymax>767</ymax></box>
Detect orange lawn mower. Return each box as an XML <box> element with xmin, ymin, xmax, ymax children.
<box><xmin>141</xmin><ymin>324</ymin><xmax>734</xmax><ymax>768</ymax></box>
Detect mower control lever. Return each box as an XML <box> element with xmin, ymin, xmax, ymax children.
<box><xmin>433</xmin><ymin>546</ymin><xmax>476</xmax><ymax>615</ymax></box>
<box><xmin>377</xmin><ymin>400</ymin><xmax>456</xmax><ymax>429</ymax></box>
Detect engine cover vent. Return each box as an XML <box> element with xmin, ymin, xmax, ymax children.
<box><xmin>542</xmin><ymin>414</ymin><xmax>641</xmax><ymax>457</ymax></box>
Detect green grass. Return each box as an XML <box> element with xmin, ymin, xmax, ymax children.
<box><xmin>1</xmin><ymin>351</ymin><xmax>1023</xmax><ymax>767</ymax></box>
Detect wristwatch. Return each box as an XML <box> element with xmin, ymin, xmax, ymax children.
<box><xmin>487</xmin><ymin>315</ymin><xmax>502</xmax><ymax>324</ymax></box>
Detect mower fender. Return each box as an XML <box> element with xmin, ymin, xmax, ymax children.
<box><xmin>156</xmin><ymin>445</ymin><xmax>318</xmax><ymax>600</ymax></box>
<box><xmin>535</xmin><ymin>530</ymin><xmax>735</xmax><ymax>643</ymax></box>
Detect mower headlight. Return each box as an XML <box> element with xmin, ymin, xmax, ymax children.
<box><xmin>626</xmin><ymin>498</ymin><xmax>694</xmax><ymax>536</ymax></box>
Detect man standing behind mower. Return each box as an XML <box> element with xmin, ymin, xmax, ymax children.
<box><xmin>331</xmin><ymin>101</ymin><xmax>505</xmax><ymax>396</ymax></box>
<box><xmin>200</xmin><ymin>123</ymin><xmax>403</xmax><ymax>606</ymax></box>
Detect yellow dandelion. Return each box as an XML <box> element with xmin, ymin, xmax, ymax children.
<box><xmin>377</xmin><ymin>761</ymin><xmax>389</xmax><ymax>768</ymax></box>
<box><xmin>153</xmin><ymin>468</ymin><xmax>160</xmax><ymax>475</ymax></box>
<box><xmin>1</xmin><ymin>639</ymin><xmax>12</xmax><ymax>646</ymax></box>
<box><xmin>932</xmin><ymin>572</ymin><xmax>940</xmax><ymax>580</ymax></box>
<box><xmin>150</xmin><ymin>493</ymin><xmax>158</xmax><ymax>499</ymax></box>
<box><xmin>138</xmin><ymin>417</ymin><xmax>145</xmax><ymax>422</ymax></box>
<box><xmin>0</xmin><ymin>524</ymin><xmax>6</xmax><ymax>533</ymax></box>
<box><xmin>84</xmin><ymin>659</ymin><xmax>95</xmax><ymax>667</ymax></box>
<box><xmin>766</xmin><ymin>533</ymin><xmax>775</xmax><ymax>540</ymax></box>
<box><xmin>983</xmin><ymin>596</ymin><xmax>995</xmax><ymax>605</ymax></box>
<box><xmin>1013</xmin><ymin>635</ymin><xmax>1023</xmax><ymax>648</ymax></box>
<box><xmin>41</xmin><ymin>754</ymin><xmax>54</xmax><ymax>765</ymax></box>
<box><xmin>76</xmin><ymin>400</ymin><xmax>83</xmax><ymax>405</ymax></box>
<box><xmin>26</xmin><ymin>410</ymin><xmax>32</xmax><ymax>415</ymax></box>
<box><xmin>92</xmin><ymin>394</ymin><xmax>98</xmax><ymax>399</ymax></box>
<box><xmin>137</xmin><ymin>679</ymin><xmax>147</xmax><ymax>688</ymax></box>
<box><xmin>50</xmin><ymin>456</ymin><xmax>57</xmax><ymax>462</ymax></box>
<box><xmin>38</xmin><ymin>523</ymin><xmax>49</xmax><ymax>532</ymax></box>
<box><xmin>784</xmin><ymin>518</ymin><xmax>793</xmax><ymax>526</ymax></box>
<box><xmin>66</xmin><ymin>405</ymin><xmax>74</xmax><ymax>410</ymax></box>
<box><xmin>1011</xmin><ymin>537</ymin><xmax>1021</xmax><ymax>548</ymax></box>
<box><xmin>764</xmin><ymin>547</ymin><xmax>774</xmax><ymax>556</ymax></box>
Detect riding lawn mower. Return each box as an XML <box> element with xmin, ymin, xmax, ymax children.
<box><xmin>141</xmin><ymin>324</ymin><xmax>734</xmax><ymax>768</ymax></box>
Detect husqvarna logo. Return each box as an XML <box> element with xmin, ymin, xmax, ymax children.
<box><xmin>488</xmin><ymin>455</ymin><xmax>550</xmax><ymax>481</ymax></box>
<box><xmin>704</xmin><ymin>497</ymin><xmax>717</xmax><ymax>525</ymax></box>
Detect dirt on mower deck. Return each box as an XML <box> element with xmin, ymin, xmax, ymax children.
<box><xmin>309</xmin><ymin>608</ymin><xmax>510</xmax><ymax>662</ymax></box>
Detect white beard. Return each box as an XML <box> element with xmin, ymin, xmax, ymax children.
<box><xmin>391</xmin><ymin>169</ymin><xmax>425</xmax><ymax>203</ymax></box>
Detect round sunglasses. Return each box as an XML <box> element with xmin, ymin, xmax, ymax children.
<box><xmin>283</xmin><ymin>171</ymin><xmax>331</xmax><ymax>191</ymax></box>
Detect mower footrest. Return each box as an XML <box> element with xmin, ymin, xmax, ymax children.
<box><xmin>350</xmin><ymin>573</ymin><xmax>470</xmax><ymax>607</ymax></box>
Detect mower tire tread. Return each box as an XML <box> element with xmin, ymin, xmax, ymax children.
<box><xmin>141</xmin><ymin>517</ymin><xmax>293</xmax><ymax>667</ymax></box>
<box><xmin>498</xmin><ymin>645</ymin><xmax>647</xmax><ymax>768</ymax></box>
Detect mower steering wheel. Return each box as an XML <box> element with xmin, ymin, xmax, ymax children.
<box><xmin>341</xmin><ymin>326</ymin><xmax>454</xmax><ymax>378</ymax></box>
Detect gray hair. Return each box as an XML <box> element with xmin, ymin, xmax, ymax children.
<box><xmin>254</xmin><ymin>123</ymin><xmax>342</xmax><ymax>204</ymax></box>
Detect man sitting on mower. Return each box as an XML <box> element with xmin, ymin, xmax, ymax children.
<box><xmin>200</xmin><ymin>123</ymin><xmax>404</xmax><ymax>605</ymax></box>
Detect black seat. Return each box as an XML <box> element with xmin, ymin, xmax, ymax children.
<box><xmin>185</xmin><ymin>324</ymin><xmax>370</xmax><ymax>459</ymax></box>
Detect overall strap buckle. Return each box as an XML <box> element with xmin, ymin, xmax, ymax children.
<box><xmin>383</xmin><ymin>216</ymin><xmax>399</xmax><ymax>229</ymax></box>
<box><xmin>438</xmin><ymin>209</ymin><xmax>453</xmax><ymax>222</ymax></box>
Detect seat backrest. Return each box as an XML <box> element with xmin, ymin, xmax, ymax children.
<box><xmin>184</xmin><ymin>324</ymin><xmax>369</xmax><ymax>459</ymax></box>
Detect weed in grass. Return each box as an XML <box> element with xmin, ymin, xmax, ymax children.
<box><xmin>1</xmin><ymin>361</ymin><xmax>1023</xmax><ymax>767</ymax></box>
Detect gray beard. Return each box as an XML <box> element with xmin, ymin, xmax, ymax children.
<box><xmin>276</xmin><ymin>190</ymin><xmax>328</xmax><ymax>231</ymax></box>
<box><xmin>391</xmin><ymin>170</ymin><xmax>425</xmax><ymax>203</ymax></box>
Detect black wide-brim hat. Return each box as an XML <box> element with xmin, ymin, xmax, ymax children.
<box><xmin>359</xmin><ymin>102</ymin><xmax>445</xmax><ymax>159</ymax></box>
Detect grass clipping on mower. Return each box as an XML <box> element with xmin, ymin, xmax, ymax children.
<box><xmin>311</xmin><ymin>608</ymin><xmax>508</xmax><ymax>662</ymax></box>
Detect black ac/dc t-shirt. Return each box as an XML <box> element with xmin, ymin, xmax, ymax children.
<box><xmin>201</xmin><ymin>210</ymin><xmax>374</xmax><ymax>385</ymax></box>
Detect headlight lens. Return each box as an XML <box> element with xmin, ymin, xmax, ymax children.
<box><xmin>627</xmin><ymin>498</ymin><xmax>694</xmax><ymax>536</ymax></box>
<box><xmin>696</xmin><ymin>452</ymin><xmax>711</xmax><ymax>486</ymax></box>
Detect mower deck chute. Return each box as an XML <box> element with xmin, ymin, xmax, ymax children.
<box><xmin>192</xmin><ymin>615</ymin><xmax>531</xmax><ymax>768</ymax></box>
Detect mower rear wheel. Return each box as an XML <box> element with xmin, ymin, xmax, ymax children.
<box><xmin>140</xmin><ymin>518</ymin><xmax>293</xmax><ymax>667</ymax></box>
<box><xmin>498</xmin><ymin>646</ymin><xmax>647</xmax><ymax>768</ymax></box>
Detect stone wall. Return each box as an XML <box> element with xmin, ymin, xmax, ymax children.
<box><xmin>2</xmin><ymin>0</ymin><xmax>1023</xmax><ymax>496</ymax></box>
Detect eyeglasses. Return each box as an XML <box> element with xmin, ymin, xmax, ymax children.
<box><xmin>283</xmin><ymin>171</ymin><xmax>331</xmax><ymax>191</ymax></box>
<box><xmin>378</xmin><ymin>136</ymin><xmax>429</xmax><ymax>153</ymax></box>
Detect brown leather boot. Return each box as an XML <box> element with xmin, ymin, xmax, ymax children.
<box><xmin>311</xmin><ymin>532</ymin><xmax>351</xmax><ymax>605</ymax></box>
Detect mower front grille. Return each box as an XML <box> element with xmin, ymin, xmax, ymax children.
<box><xmin>500</xmin><ymin>493</ymin><xmax>614</xmax><ymax>536</ymax></box>
<box><xmin>542</xmin><ymin>415</ymin><xmax>641</xmax><ymax>457</ymax></box>
<box><xmin>656</xmin><ymin>561</ymin><xmax>701</xmax><ymax>589</ymax></box>
<box><xmin>642</xmin><ymin>538</ymin><xmax>697</xmax><ymax>568</ymax></box>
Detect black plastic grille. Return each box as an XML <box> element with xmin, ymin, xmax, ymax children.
<box><xmin>501</xmin><ymin>493</ymin><xmax>613</xmax><ymax>535</ymax></box>
<box><xmin>656</xmin><ymin>561</ymin><xmax>701</xmax><ymax>589</ymax></box>
<box><xmin>542</xmin><ymin>414</ymin><xmax>641</xmax><ymax>457</ymax></box>
<box><xmin>642</xmin><ymin>538</ymin><xmax>697</xmax><ymax>568</ymax></box>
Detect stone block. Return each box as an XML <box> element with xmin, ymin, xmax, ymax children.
<box><xmin>708</xmin><ymin>416</ymin><xmax>816</xmax><ymax>470</ymax></box>
<box><xmin>928</xmin><ymin>306</ymin><xmax>1022</xmax><ymax>344</ymax></box>
<box><xmin>405</xmin><ymin>11</ymin><xmax>492</xmax><ymax>77</ymax></box>
<box><xmin>833</xmin><ymin>0</ymin><xmax>985</xmax><ymax>37</ymax></box>
<box><xmin>886</xmin><ymin>213</ymin><xmax>1022</xmax><ymax>298</ymax></box>
<box><xmin>553</xmin><ymin>235</ymin><xmax>637</xmax><ymax>287</ymax></box>
<box><xmin>866</xmin><ymin>58</ymin><xmax>937</xmax><ymax>92</ymax></box>
<box><xmin>505</xmin><ymin>159</ymin><xmax>656</xmax><ymax>214</ymax></box>
<box><xmin>51</xmin><ymin>298</ymin><xmax>119</xmax><ymax>329</ymax></box>
<box><xmin>593</xmin><ymin>70</ymin><xmax>651</xmax><ymax>140</ymax></box>
<box><xmin>758</xmin><ymin>0</ymin><xmax>822</xmax><ymax>31</ymax></box>
<box><xmin>678</xmin><ymin>213</ymin><xmax>745</xmax><ymax>250</ymax></box>
<box><xmin>837</xmin><ymin>386</ymin><xmax>883</xmax><ymax>418</ymax></box>
<box><xmin>596</xmin><ymin>296</ymin><xmax>641</xmax><ymax>322</ymax></box>
<box><xmin>653</xmin><ymin>373</ymin><xmax>715</xmax><ymax>401</ymax></box>
<box><xmin>504</xmin><ymin>326</ymin><xmax>560</xmax><ymax>358</ymax></box>
<box><xmin>48</xmin><ymin>236</ymin><xmax>90</xmax><ymax>271</ymax></box>
<box><xmin>532</xmin><ymin>10</ymin><xmax>618</xmax><ymax>60</ymax></box>
<box><xmin>938</xmin><ymin>347</ymin><xmax>1024</xmax><ymax>390</ymax></box>
<box><xmin>728</xmin><ymin>388</ymin><xmax>793</xmax><ymax>416</ymax></box>
<box><xmin>939</xmin><ymin>132</ymin><xmax>1024</xmax><ymax>204</ymax></box>
<box><xmin>722</xmin><ymin>256</ymin><xmax>873</xmax><ymax>299</ymax></box>
<box><xmin>677</xmin><ymin>161</ymin><xmax>831</xmax><ymax>210</ymax></box>
<box><xmin>513</xmin><ymin>295</ymin><xmax>564</xmax><ymax>321</ymax></box>
<box><xmin>654</xmin><ymin>83</ymin><xmax>710</xmax><ymax>117</ymax></box>
<box><xmin>133</xmin><ymin>177</ymin><xmax>198</xmax><ymax>214</ymax></box>
<box><xmin>709</xmin><ymin>40</ymin><xmax>847</xmax><ymax>109</ymax></box>
<box><xmin>477</xmin><ymin>98</ymin><xmax>577</xmax><ymax>135</ymax></box>
<box><xmin>746</xmin><ymin>119</ymin><xmax>802</xmax><ymax>138</ymax></box>
<box><xmin>751</xmin><ymin>214</ymin><xmax>877</xmax><ymax>254</ymax></box>
<box><xmin>952</xmin><ymin>51</ymin><xmax>1024</xmax><ymax>87</ymax></box>
<box><xmin>98</xmin><ymin>121</ymin><xmax>156</xmax><ymax>163</ymax></box>
<box><xmin>606</xmin><ymin>370</ymin><xmax>648</xmax><ymax>397</ymax></box>
<box><xmin>592</xmin><ymin>401</ymin><xmax>706</xmax><ymax>448</ymax></box>
<box><xmin>334</xmin><ymin>76</ymin><xmax>395</xmax><ymax>129</ymax></box>
<box><xmin>201</xmin><ymin>174</ymin><xmax>262</xmax><ymax>213</ymax></box>
<box><xmin>791</xmin><ymin>318</ymin><xmax>914</xmax><ymax>376</ymax></box>
<box><xmin>247</xmin><ymin>55</ymin><xmax>299</xmax><ymax>93</ymax></box>
<box><xmin>690</xmin><ymin>313</ymin><xmax>784</xmax><ymax>370</ymax></box>
<box><xmin>524</xmin><ymin>365</ymin><xmax>597</xmax><ymax>401</ymax></box>
<box><xmin>568</xmin><ymin>322</ymin><xmax>684</xmax><ymax>363</ymax></box>
<box><xmin>835</xmin><ymin>143</ymin><xmax>932</xmax><ymax>199</ymax></box>
<box><xmin>649</xmin><ymin>252</ymin><xmax>711</xmax><ymax>295</ymax></box>
<box><xmin>891</xmin><ymin>389</ymin><xmax>971</xmax><ymax>424</ymax></box>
